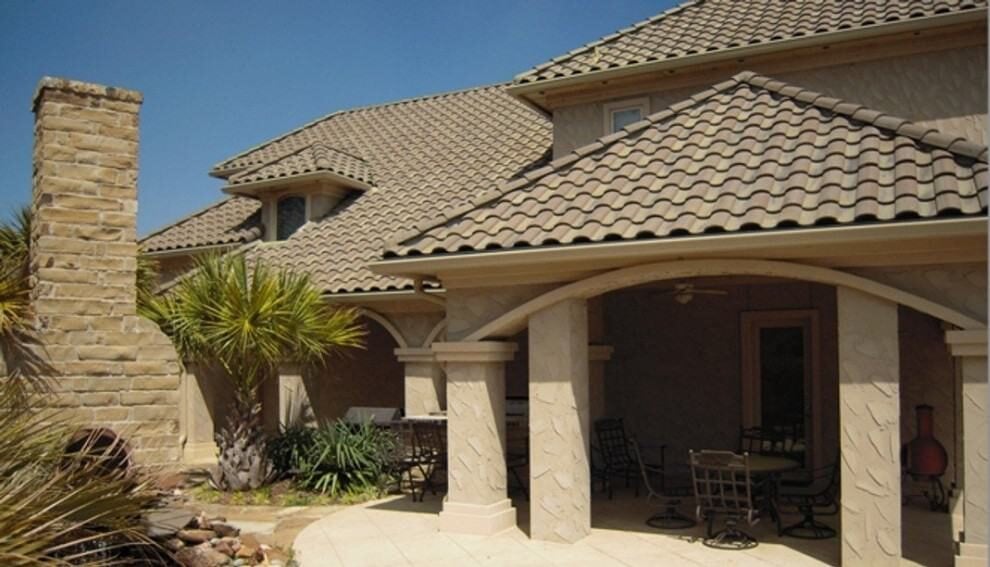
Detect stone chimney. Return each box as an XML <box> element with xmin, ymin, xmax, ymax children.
<box><xmin>30</xmin><ymin>77</ymin><xmax>181</xmax><ymax>466</ymax></box>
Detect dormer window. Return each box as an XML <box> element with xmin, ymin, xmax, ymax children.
<box><xmin>276</xmin><ymin>195</ymin><xmax>306</xmax><ymax>240</ymax></box>
<box><xmin>604</xmin><ymin>97</ymin><xmax>650</xmax><ymax>134</ymax></box>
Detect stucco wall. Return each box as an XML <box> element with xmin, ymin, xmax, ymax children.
<box><xmin>553</xmin><ymin>46</ymin><xmax>987</xmax><ymax>157</ymax></box>
<box><xmin>852</xmin><ymin>263</ymin><xmax>987</xmax><ymax>328</ymax></box>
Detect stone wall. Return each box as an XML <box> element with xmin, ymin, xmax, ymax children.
<box><xmin>28</xmin><ymin>77</ymin><xmax>181</xmax><ymax>466</ymax></box>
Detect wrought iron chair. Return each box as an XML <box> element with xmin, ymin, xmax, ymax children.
<box><xmin>690</xmin><ymin>450</ymin><xmax>762</xmax><ymax>549</ymax></box>
<box><xmin>390</xmin><ymin>421</ymin><xmax>424</xmax><ymax>501</ymax></box>
<box><xmin>739</xmin><ymin>426</ymin><xmax>786</xmax><ymax>457</ymax></box>
<box><xmin>506</xmin><ymin>419</ymin><xmax>529</xmax><ymax>499</ymax></box>
<box><xmin>594</xmin><ymin>418</ymin><xmax>639</xmax><ymax>499</ymax></box>
<box><xmin>413</xmin><ymin>421</ymin><xmax>447</xmax><ymax>499</ymax></box>
<box><xmin>778</xmin><ymin>462</ymin><xmax>839</xmax><ymax>539</ymax></box>
<box><xmin>630</xmin><ymin>438</ymin><xmax>695</xmax><ymax>529</ymax></box>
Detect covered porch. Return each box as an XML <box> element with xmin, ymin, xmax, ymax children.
<box><xmin>425</xmin><ymin>260</ymin><xmax>987</xmax><ymax>566</ymax></box>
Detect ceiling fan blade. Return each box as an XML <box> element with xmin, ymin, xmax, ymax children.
<box><xmin>692</xmin><ymin>289</ymin><xmax>728</xmax><ymax>296</ymax></box>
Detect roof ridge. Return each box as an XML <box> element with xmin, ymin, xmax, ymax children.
<box><xmin>738</xmin><ymin>71</ymin><xmax>990</xmax><ymax>161</ymax></box>
<box><xmin>211</xmin><ymin>81</ymin><xmax>511</xmax><ymax>175</ymax></box>
<box><xmin>140</xmin><ymin>195</ymin><xmax>244</xmax><ymax>244</ymax></box>
<box><xmin>386</xmin><ymin>72</ymin><xmax>746</xmax><ymax>250</ymax></box>
<box><xmin>513</xmin><ymin>0</ymin><xmax>698</xmax><ymax>83</ymax></box>
<box><xmin>387</xmin><ymin>69</ymin><xmax>988</xmax><ymax>253</ymax></box>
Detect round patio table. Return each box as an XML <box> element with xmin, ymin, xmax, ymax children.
<box><xmin>746</xmin><ymin>455</ymin><xmax>800</xmax><ymax>534</ymax></box>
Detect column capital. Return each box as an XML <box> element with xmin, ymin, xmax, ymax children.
<box><xmin>394</xmin><ymin>347</ymin><xmax>436</xmax><ymax>363</ymax></box>
<box><xmin>433</xmin><ymin>341</ymin><xmax>517</xmax><ymax>363</ymax></box>
<box><xmin>946</xmin><ymin>329</ymin><xmax>988</xmax><ymax>357</ymax></box>
<box><xmin>589</xmin><ymin>345</ymin><xmax>614</xmax><ymax>362</ymax></box>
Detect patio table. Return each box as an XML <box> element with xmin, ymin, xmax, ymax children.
<box><xmin>747</xmin><ymin>455</ymin><xmax>800</xmax><ymax>535</ymax></box>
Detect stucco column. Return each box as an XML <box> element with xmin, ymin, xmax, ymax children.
<box><xmin>181</xmin><ymin>363</ymin><xmax>218</xmax><ymax>465</ymax></box>
<box><xmin>395</xmin><ymin>348</ymin><xmax>445</xmax><ymax>416</ymax></box>
<box><xmin>433</xmin><ymin>341</ymin><xmax>517</xmax><ymax>535</ymax></box>
<box><xmin>837</xmin><ymin>288</ymin><xmax>901</xmax><ymax>565</ymax></box>
<box><xmin>528</xmin><ymin>299</ymin><xmax>590</xmax><ymax>543</ymax></box>
<box><xmin>946</xmin><ymin>330</ymin><xmax>988</xmax><ymax>567</ymax></box>
<box><xmin>589</xmin><ymin>345</ymin><xmax>614</xmax><ymax>424</ymax></box>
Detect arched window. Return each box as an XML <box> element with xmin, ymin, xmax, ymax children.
<box><xmin>276</xmin><ymin>196</ymin><xmax>306</xmax><ymax>240</ymax></box>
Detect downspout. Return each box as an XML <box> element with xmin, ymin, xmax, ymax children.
<box><xmin>413</xmin><ymin>276</ymin><xmax>446</xmax><ymax>307</ymax></box>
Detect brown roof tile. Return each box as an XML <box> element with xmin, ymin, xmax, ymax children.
<box><xmin>206</xmin><ymin>84</ymin><xmax>551</xmax><ymax>293</ymax></box>
<box><xmin>141</xmin><ymin>196</ymin><xmax>262</xmax><ymax>254</ymax></box>
<box><xmin>386</xmin><ymin>72</ymin><xmax>987</xmax><ymax>258</ymax></box>
<box><xmin>229</xmin><ymin>142</ymin><xmax>374</xmax><ymax>188</ymax></box>
<box><xmin>514</xmin><ymin>0</ymin><xmax>987</xmax><ymax>85</ymax></box>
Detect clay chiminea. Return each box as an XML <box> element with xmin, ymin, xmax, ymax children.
<box><xmin>902</xmin><ymin>404</ymin><xmax>948</xmax><ymax>478</ymax></box>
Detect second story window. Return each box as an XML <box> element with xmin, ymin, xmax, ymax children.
<box><xmin>604</xmin><ymin>97</ymin><xmax>650</xmax><ymax>134</ymax></box>
<box><xmin>276</xmin><ymin>195</ymin><xmax>306</xmax><ymax>240</ymax></box>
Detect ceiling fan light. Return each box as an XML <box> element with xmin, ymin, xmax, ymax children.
<box><xmin>674</xmin><ymin>293</ymin><xmax>693</xmax><ymax>304</ymax></box>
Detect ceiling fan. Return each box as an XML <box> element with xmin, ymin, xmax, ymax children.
<box><xmin>654</xmin><ymin>282</ymin><xmax>729</xmax><ymax>304</ymax></box>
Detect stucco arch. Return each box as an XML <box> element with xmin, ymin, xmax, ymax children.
<box><xmin>422</xmin><ymin>319</ymin><xmax>447</xmax><ymax>348</ymax></box>
<box><xmin>465</xmin><ymin>259</ymin><xmax>985</xmax><ymax>341</ymax></box>
<box><xmin>358</xmin><ymin>308</ymin><xmax>409</xmax><ymax>349</ymax></box>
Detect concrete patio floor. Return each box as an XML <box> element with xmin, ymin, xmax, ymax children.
<box><xmin>293</xmin><ymin>490</ymin><xmax>953</xmax><ymax>566</ymax></box>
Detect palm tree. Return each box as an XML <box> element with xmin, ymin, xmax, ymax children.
<box><xmin>147</xmin><ymin>254</ymin><xmax>364</xmax><ymax>490</ymax></box>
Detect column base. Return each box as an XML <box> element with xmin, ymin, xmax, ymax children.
<box><xmin>438</xmin><ymin>499</ymin><xmax>516</xmax><ymax>536</ymax></box>
<box><xmin>956</xmin><ymin>542</ymin><xmax>988</xmax><ymax>567</ymax></box>
<box><xmin>182</xmin><ymin>442</ymin><xmax>218</xmax><ymax>465</ymax></box>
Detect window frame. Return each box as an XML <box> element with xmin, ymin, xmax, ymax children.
<box><xmin>603</xmin><ymin>97</ymin><xmax>650</xmax><ymax>135</ymax></box>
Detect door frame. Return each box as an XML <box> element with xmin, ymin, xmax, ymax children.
<box><xmin>740</xmin><ymin>309</ymin><xmax>822</xmax><ymax>470</ymax></box>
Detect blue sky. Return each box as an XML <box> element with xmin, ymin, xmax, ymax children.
<box><xmin>0</xmin><ymin>0</ymin><xmax>676</xmax><ymax>235</ymax></box>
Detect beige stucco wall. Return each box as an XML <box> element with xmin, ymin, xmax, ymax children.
<box><xmin>446</xmin><ymin>284</ymin><xmax>556</xmax><ymax>341</ymax></box>
<box><xmin>851</xmin><ymin>263</ymin><xmax>987</xmax><ymax>328</ymax></box>
<box><xmin>553</xmin><ymin>46</ymin><xmax>987</xmax><ymax>157</ymax></box>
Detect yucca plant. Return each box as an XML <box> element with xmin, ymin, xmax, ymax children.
<box><xmin>291</xmin><ymin>420</ymin><xmax>395</xmax><ymax>497</ymax></box>
<box><xmin>147</xmin><ymin>254</ymin><xmax>365</xmax><ymax>490</ymax></box>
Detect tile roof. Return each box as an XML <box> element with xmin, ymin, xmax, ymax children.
<box><xmin>514</xmin><ymin>0</ymin><xmax>988</xmax><ymax>85</ymax></box>
<box><xmin>229</xmin><ymin>142</ymin><xmax>374</xmax><ymax>188</ymax></box>
<box><xmin>141</xmin><ymin>196</ymin><xmax>262</xmax><ymax>254</ymax></box>
<box><xmin>385</xmin><ymin>72</ymin><xmax>987</xmax><ymax>258</ymax></box>
<box><xmin>209</xmin><ymin>84</ymin><xmax>551</xmax><ymax>293</ymax></box>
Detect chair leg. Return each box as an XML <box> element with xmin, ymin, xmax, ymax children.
<box><xmin>704</xmin><ymin>517</ymin><xmax>758</xmax><ymax>550</ymax></box>
<box><xmin>781</xmin><ymin>505</ymin><xmax>836</xmax><ymax>540</ymax></box>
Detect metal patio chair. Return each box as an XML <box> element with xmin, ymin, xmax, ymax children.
<box><xmin>778</xmin><ymin>462</ymin><xmax>839</xmax><ymax>539</ymax></box>
<box><xmin>739</xmin><ymin>426</ymin><xmax>786</xmax><ymax>457</ymax></box>
<box><xmin>690</xmin><ymin>450</ymin><xmax>764</xmax><ymax>549</ymax></box>
<box><xmin>630</xmin><ymin>438</ymin><xmax>695</xmax><ymax>529</ymax></box>
<box><xmin>413</xmin><ymin>420</ymin><xmax>447</xmax><ymax>499</ymax></box>
<box><xmin>390</xmin><ymin>421</ymin><xmax>424</xmax><ymax>501</ymax></box>
<box><xmin>594</xmin><ymin>418</ymin><xmax>639</xmax><ymax>498</ymax></box>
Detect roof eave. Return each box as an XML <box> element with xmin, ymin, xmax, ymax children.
<box><xmin>507</xmin><ymin>9</ymin><xmax>987</xmax><ymax>105</ymax></box>
<box><xmin>371</xmin><ymin>217</ymin><xmax>988</xmax><ymax>278</ymax></box>
<box><xmin>223</xmin><ymin>170</ymin><xmax>373</xmax><ymax>196</ymax></box>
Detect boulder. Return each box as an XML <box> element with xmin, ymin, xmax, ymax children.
<box><xmin>212</xmin><ymin>521</ymin><xmax>240</xmax><ymax>538</ymax></box>
<box><xmin>175</xmin><ymin>544</ymin><xmax>230</xmax><ymax>567</ymax></box>
<box><xmin>177</xmin><ymin>529</ymin><xmax>216</xmax><ymax>545</ymax></box>
<box><xmin>145</xmin><ymin>509</ymin><xmax>196</xmax><ymax>539</ymax></box>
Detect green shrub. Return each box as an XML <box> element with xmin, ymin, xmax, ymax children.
<box><xmin>269</xmin><ymin>420</ymin><xmax>395</xmax><ymax>497</ymax></box>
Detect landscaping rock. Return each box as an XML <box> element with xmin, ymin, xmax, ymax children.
<box><xmin>177</xmin><ymin>529</ymin><xmax>216</xmax><ymax>544</ymax></box>
<box><xmin>175</xmin><ymin>543</ymin><xmax>231</xmax><ymax>567</ymax></box>
<box><xmin>145</xmin><ymin>508</ymin><xmax>196</xmax><ymax>539</ymax></box>
<box><xmin>212</xmin><ymin>521</ymin><xmax>240</xmax><ymax>538</ymax></box>
<box><xmin>235</xmin><ymin>544</ymin><xmax>256</xmax><ymax>560</ymax></box>
<box><xmin>162</xmin><ymin>537</ymin><xmax>185</xmax><ymax>552</ymax></box>
<box><xmin>213</xmin><ymin>538</ymin><xmax>237</xmax><ymax>557</ymax></box>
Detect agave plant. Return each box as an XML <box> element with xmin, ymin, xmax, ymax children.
<box><xmin>147</xmin><ymin>254</ymin><xmax>364</xmax><ymax>490</ymax></box>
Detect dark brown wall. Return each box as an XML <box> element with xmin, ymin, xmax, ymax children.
<box><xmin>303</xmin><ymin>317</ymin><xmax>404</xmax><ymax>423</ymax></box>
<box><xmin>601</xmin><ymin>281</ymin><xmax>839</xmax><ymax>467</ymax></box>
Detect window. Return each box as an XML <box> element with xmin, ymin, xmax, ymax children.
<box><xmin>603</xmin><ymin>97</ymin><xmax>649</xmax><ymax>134</ymax></box>
<box><xmin>275</xmin><ymin>196</ymin><xmax>306</xmax><ymax>240</ymax></box>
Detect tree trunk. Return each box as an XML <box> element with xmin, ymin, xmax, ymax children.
<box><xmin>213</xmin><ymin>400</ymin><xmax>271</xmax><ymax>491</ymax></box>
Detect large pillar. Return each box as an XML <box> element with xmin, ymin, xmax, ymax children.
<box><xmin>529</xmin><ymin>299</ymin><xmax>590</xmax><ymax>543</ymax></box>
<box><xmin>433</xmin><ymin>341</ymin><xmax>517</xmax><ymax>535</ymax></box>
<box><xmin>395</xmin><ymin>348</ymin><xmax>444</xmax><ymax>416</ymax></box>
<box><xmin>837</xmin><ymin>288</ymin><xmax>901</xmax><ymax>565</ymax></box>
<box><xmin>946</xmin><ymin>330</ymin><xmax>988</xmax><ymax>566</ymax></box>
